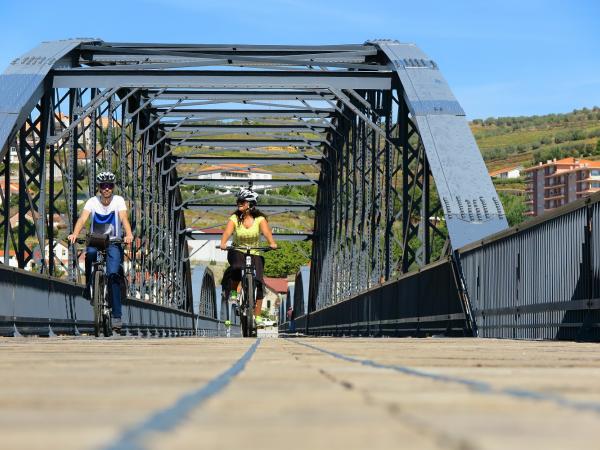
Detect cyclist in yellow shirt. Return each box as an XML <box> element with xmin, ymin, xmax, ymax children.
<box><xmin>220</xmin><ymin>188</ymin><xmax>277</xmax><ymax>315</ymax></box>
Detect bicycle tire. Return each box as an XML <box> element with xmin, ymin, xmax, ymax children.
<box><xmin>239</xmin><ymin>288</ymin><xmax>249</xmax><ymax>337</ymax></box>
<box><xmin>102</xmin><ymin>279</ymin><xmax>112</xmax><ymax>337</ymax></box>
<box><xmin>92</xmin><ymin>270</ymin><xmax>104</xmax><ymax>337</ymax></box>
<box><xmin>244</xmin><ymin>272</ymin><xmax>256</xmax><ymax>338</ymax></box>
<box><xmin>102</xmin><ymin>311</ymin><xmax>112</xmax><ymax>337</ymax></box>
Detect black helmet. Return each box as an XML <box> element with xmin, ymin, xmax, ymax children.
<box><xmin>96</xmin><ymin>171</ymin><xmax>116</xmax><ymax>184</ymax></box>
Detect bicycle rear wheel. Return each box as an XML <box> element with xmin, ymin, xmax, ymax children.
<box><xmin>243</xmin><ymin>272</ymin><xmax>256</xmax><ymax>338</ymax></box>
<box><xmin>102</xmin><ymin>278</ymin><xmax>112</xmax><ymax>337</ymax></box>
<box><xmin>92</xmin><ymin>270</ymin><xmax>104</xmax><ymax>337</ymax></box>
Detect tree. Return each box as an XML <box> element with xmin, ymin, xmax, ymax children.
<box><xmin>263</xmin><ymin>240</ymin><xmax>311</xmax><ymax>278</ymax></box>
<box><xmin>499</xmin><ymin>192</ymin><xmax>526</xmax><ymax>227</ymax></box>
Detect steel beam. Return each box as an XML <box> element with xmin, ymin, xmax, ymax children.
<box><xmin>183</xmin><ymin>204</ymin><xmax>314</xmax><ymax>212</ymax></box>
<box><xmin>155</xmin><ymin>109</ymin><xmax>333</xmax><ymax>119</ymax></box>
<box><xmin>152</xmin><ymin>90</ymin><xmax>337</xmax><ymax>101</ymax></box>
<box><xmin>373</xmin><ymin>40</ymin><xmax>508</xmax><ymax>249</ymax></box>
<box><xmin>186</xmin><ymin>231</ymin><xmax>312</xmax><ymax>241</ymax></box>
<box><xmin>179</xmin><ymin>178</ymin><xmax>317</xmax><ymax>187</ymax></box>
<box><xmin>52</xmin><ymin>70</ymin><xmax>392</xmax><ymax>90</ymax></box>
<box><xmin>91</xmin><ymin>42</ymin><xmax>371</xmax><ymax>51</ymax></box>
<box><xmin>169</xmin><ymin>139</ymin><xmax>323</xmax><ymax>148</ymax></box>
<box><xmin>171</xmin><ymin>156</ymin><xmax>321</xmax><ymax>165</ymax></box>
<box><xmin>162</xmin><ymin>124</ymin><xmax>331</xmax><ymax>132</ymax></box>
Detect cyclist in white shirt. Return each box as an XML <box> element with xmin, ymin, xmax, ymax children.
<box><xmin>67</xmin><ymin>171</ymin><xmax>133</xmax><ymax>330</ymax></box>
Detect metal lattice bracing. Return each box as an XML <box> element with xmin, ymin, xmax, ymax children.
<box><xmin>0</xmin><ymin>39</ymin><xmax>508</xmax><ymax>315</ymax></box>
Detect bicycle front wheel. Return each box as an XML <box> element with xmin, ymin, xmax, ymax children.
<box><xmin>92</xmin><ymin>270</ymin><xmax>104</xmax><ymax>337</ymax></box>
<box><xmin>102</xmin><ymin>311</ymin><xmax>112</xmax><ymax>337</ymax></box>
<box><xmin>239</xmin><ymin>287</ymin><xmax>249</xmax><ymax>337</ymax></box>
<box><xmin>243</xmin><ymin>272</ymin><xmax>256</xmax><ymax>338</ymax></box>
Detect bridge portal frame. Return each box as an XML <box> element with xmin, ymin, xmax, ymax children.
<box><xmin>0</xmin><ymin>39</ymin><xmax>507</xmax><ymax>321</ymax></box>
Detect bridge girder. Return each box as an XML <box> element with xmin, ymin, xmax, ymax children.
<box><xmin>0</xmin><ymin>39</ymin><xmax>507</xmax><ymax>316</ymax></box>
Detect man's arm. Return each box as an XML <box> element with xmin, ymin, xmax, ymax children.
<box><xmin>118</xmin><ymin>210</ymin><xmax>134</xmax><ymax>244</ymax></box>
<box><xmin>67</xmin><ymin>210</ymin><xmax>91</xmax><ymax>244</ymax></box>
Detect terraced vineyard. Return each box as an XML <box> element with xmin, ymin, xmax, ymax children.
<box><xmin>469</xmin><ymin>107</ymin><xmax>600</xmax><ymax>226</ymax></box>
<box><xmin>473</xmin><ymin>107</ymin><xmax>600</xmax><ymax>172</ymax></box>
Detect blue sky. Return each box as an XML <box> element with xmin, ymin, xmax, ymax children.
<box><xmin>1</xmin><ymin>0</ymin><xmax>599</xmax><ymax>119</ymax></box>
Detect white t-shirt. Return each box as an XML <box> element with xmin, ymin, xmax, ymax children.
<box><xmin>83</xmin><ymin>195</ymin><xmax>127</xmax><ymax>239</ymax></box>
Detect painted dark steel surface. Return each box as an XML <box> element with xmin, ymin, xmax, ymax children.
<box><xmin>457</xmin><ymin>193</ymin><xmax>600</xmax><ymax>340</ymax></box>
<box><xmin>374</xmin><ymin>40</ymin><xmax>508</xmax><ymax>250</ymax></box>
<box><xmin>293</xmin><ymin>266</ymin><xmax>310</xmax><ymax>316</ymax></box>
<box><xmin>0</xmin><ymin>263</ymin><xmax>196</xmax><ymax>337</ymax></box>
<box><xmin>0</xmin><ymin>39</ymin><xmax>508</xmax><ymax>338</ymax></box>
<box><xmin>284</xmin><ymin>259</ymin><xmax>468</xmax><ymax>337</ymax></box>
<box><xmin>0</xmin><ymin>39</ymin><xmax>93</xmax><ymax>161</ymax></box>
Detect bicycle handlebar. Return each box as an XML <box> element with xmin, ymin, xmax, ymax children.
<box><xmin>216</xmin><ymin>245</ymin><xmax>276</xmax><ymax>252</ymax></box>
<box><xmin>74</xmin><ymin>235</ymin><xmax>125</xmax><ymax>245</ymax></box>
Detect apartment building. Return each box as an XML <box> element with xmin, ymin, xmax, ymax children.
<box><xmin>524</xmin><ymin>157</ymin><xmax>600</xmax><ymax>216</ymax></box>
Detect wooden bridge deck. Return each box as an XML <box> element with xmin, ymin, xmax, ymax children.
<box><xmin>1</xmin><ymin>336</ymin><xmax>599</xmax><ymax>449</ymax></box>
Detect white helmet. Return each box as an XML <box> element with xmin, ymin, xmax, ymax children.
<box><xmin>96</xmin><ymin>171</ymin><xmax>116</xmax><ymax>184</ymax></box>
<box><xmin>236</xmin><ymin>188</ymin><xmax>258</xmax><ymax>205</ymax></box>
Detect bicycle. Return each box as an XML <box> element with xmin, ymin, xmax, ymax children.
<box><xmin>221</xmin><ymin>245</ymin><xmax>274</xmax><ymax>338</ymax></box>
<box><xmin>78</xmin><ymin>233</ymin><xmax>125</xmax><ymax>337</ymax></box>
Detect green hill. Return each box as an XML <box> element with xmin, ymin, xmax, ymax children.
<box><xmin>472</xmin><ymin>107</ymin><xmax>600</xmax><ymax>226</ymax></box>
<box><xmin>472</xmin><ymin>107</ymin><xmax>600</xmax><ymax>172</ymax></box>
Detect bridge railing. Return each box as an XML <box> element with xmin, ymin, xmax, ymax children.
<box><xmin>0</xmin><ymin>262</ymin><xmax>232</xmax><ymax>337</ymax></box>
<box><xmin>286</xmin><ymin>191</ymin><xmax>600</xmax><ymax>341</ymax></box>
<box><xmin>0</xmin><ymin>262</ymin><xmax>195</xmax><ymax>336</ymax></box>
<box><xmin>282</xmin><ymin>258</ymin><xmax>470</xmax><ymax>337</ymax></box>
<box><xmin>457</xmin><ymin>192</ymin><xmax>600</xmax><ymax>341</ymax></box>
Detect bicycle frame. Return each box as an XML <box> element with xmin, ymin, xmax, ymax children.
<box><xmin>223</xmin><ymin>245</ymin><xmax>272</xmax><ymax>338</ymax></box>
<box><xmin>91</xmin><ymin>249</ymin><xmax>112</xmax><ymax>336</ymax></box>
<box><xmin>79</xmin><ymin>236</ymin><xmax>124</xmax><ymax>337</ymax></box>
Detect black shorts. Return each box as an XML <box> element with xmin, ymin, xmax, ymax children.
<box><xmin>223</xmin><ymin>250</ymin><xmax>265</xmax><ymax>299</ymax></box>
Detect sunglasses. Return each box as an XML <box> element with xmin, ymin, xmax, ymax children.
<box><xmin>99</xmin><ymin>183</ymin><xmax>114</xmax><ymax>190</ymax></box>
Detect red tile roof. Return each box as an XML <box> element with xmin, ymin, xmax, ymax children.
<box><xmin>263</xmin><ymin>276</ymin><xmax>288</xmax><ymax>293</ymax></box>
<box><xmin>524</xmin><ymin>157</ymin><xmax>600</xmax><ymax>172</ymax></box>
<box><xmin>198</xmin><ymin>164</ymin><xmax>270</xmax><ymax>174</ymax></box>
<box><xmin>489</xmin><ymin>166</ymin><xmax>520</xmax><ymax>177</ymax></box>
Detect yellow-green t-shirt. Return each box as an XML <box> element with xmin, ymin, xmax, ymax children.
<box><xmin>229</xmin><ymin>214</ymin><xmax>265</xmax><ymax>255</ymax></box>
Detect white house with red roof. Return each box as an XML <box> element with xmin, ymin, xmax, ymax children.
<box><xmin>262</xmin><ymin>276</ymin><xmax>290</xmax><ymax>319</ymax></box>
<box><xmin>196</xmin><ymin>164</ymin><xmax>272</xmax><ymax>190</ymax></box>
<box><xmin>489</xmin><ymin>165</ymin><xmax>522</xmax><ymax>179</ymax></box>
<box><xmin>0</xmin><ymin>250</ymin><xmax>18</xmax><ymax>268</ymax></box>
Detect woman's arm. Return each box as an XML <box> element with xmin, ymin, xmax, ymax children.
<box><xmin>259</xmin><ymin>218</ymin><xmax>277</xmax><ymax>249</ymax></box>
<box><xmin>220</xmin><ymin>220</ymin><xmax>236</xmax><ymax>250</ymax></box>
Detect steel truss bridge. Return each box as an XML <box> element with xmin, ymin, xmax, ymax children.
<box><xmin>1</xmin><ymin>39</ymin><xmax>598</xmax><ymax>340</ymax></box>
